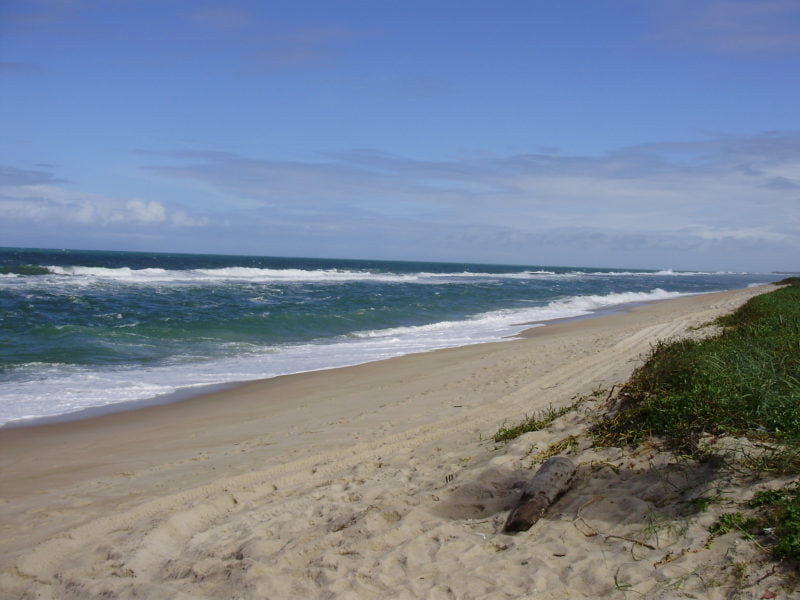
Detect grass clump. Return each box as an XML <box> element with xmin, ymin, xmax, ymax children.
<box><xmin>591</xmin><ymin>279</ymin><xmax>800</xmax><ymax>454</ymax></box>
<box><xmin>494</xmin><ymin>401</ymin><xmax>579</xmax><ymax>443</ymax></box>
<box><xmin>750</xmin><ymin>484</ymin><xmax>800</xmax><ymax>561</ymax></box>
<box><xmin>690</xmin><ymin>496</ymin><xmax>722</xmax><ymax>512</ymax></box>
<box><xmin>530</xmin><ymin>435</ymin><xmax>580</xmax><ymax>464</ymax></box>
<box><xmin>737</xmin><ymin>445</ymin><xmax>800</xmax><ymax>476</ymax></box>
<box><xmin>703</xmin><ymin>485</ymin><xmax>800</xmax><ymax>561</ymax></box>
<box><xmin>709</xmin><ymin>512</ymin><xmax>757</xmax><ymax>536</ymax></box>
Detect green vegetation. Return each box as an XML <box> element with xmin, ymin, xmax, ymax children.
<box><xmin>706</xmin><ymin>486</ymin><xmax>800</xmax><ymax>562</ymax></box>
<box><xmin>776</xmin><ymin>277</ymin><xmax>800</xmax><ymax>287</ymax></box>
<box><xmin>592</xmin><ymin>279</ymin><xmax>800</xmax><ymax>453</ymax></box>
<box><xmin>709</xmin><ymin>512</ymin><xmax>757</xmax><ymax>536</ymax></box>
<box><xmin>750</xmin><ymin>484</ymin><xmax>800</xmax><ymax>561</ymax></box>
<box><xmin>591</xmin><ymin>278</ymin><xmax>800</xmax><ymax>565</ymax></box>
<box><xmin>494</xmin><ymin>401</ymin><xmax>579</xmax><ymax>443</ymax></box>
<box><xmin>690</xmin><ymin>495</ymin><xmax>722</xmax><ymax>512</ymax></box>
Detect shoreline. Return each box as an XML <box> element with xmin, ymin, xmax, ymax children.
<box><xmin>0</xmin><ymin>286</ymin><xmax>767</xmax><ymax>505</ymax></box>
<box><xmin>0</xmin><ymin>293</ymin><xmax>689</xmax><ymax>430</ymax></box>
<box><xmin>0</xmin><ymin>284</ymin><xmax>780</xmax><ymax>599</ymax></box>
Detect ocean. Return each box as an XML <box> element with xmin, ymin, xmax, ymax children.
<box><xmin>0</xmin><ymin>247</ymin><xmax>772</xmax><ymax>426</ymax></box>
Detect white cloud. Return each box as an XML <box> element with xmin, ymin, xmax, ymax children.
<box><xmin>120</xmin><ymin>199</ymin><xmax>166</xmax><ymax>224</ymax></box>
<box><xmin>0</xmin><ymin>178</ymin><xmax>207</xmax><ymax>229</ymax></box>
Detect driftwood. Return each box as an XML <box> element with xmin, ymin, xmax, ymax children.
<box><xmin>503</xmin><ymin>456</ymin><xmax>576</xmax><ymax>533</ymax></box>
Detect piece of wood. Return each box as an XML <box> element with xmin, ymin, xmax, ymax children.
<box><xmin>503</xmin><ymin>456</ymin><xmax>576</xmax><ymax>533</ymax></box>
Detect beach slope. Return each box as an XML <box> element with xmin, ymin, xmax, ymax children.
<box><xmin>0</xmin><ymin>285</ymin><xmax>782</xmax><ymax>599</ymax></box>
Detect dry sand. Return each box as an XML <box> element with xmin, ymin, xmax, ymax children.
<box><xmin>0</xmin><ymin>284</ymin><xmax>794</xmax><ymax>599</ymax></box>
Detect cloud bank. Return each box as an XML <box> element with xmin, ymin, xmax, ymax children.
<box><xmin>143</xmin><ymin>133</ymin><xmax>798</xmax><ymax>270</ymax></box>
<box><xmin>3</xmin><ymin>133</ymin><xmax>797</xmax><ymax>271</ymax></box>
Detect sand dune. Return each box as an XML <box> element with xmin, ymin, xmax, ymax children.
<box><xmin>0</xmin><ymin>284</ymin><xmax>790</xmax><ymax>599</ymax></box>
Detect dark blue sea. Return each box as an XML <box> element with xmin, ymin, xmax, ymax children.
<box><xmin>0</xmin><ymin>247</ymin><xmax>772</xmax><ymax>425</ymax></box>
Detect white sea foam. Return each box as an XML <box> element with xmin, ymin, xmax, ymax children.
<box><xmin>44</xmin><ymin>265</ymin><xmax>440</xmax><ymax>283</ymax></box>
<box><xmin>0</xmin><ymin>287</ymin><xmax>688</xmax><ymax>426</ymax></box>
<box><xmin>351</xmin><ymin>288</ymin><xmax>685</xmax><ymax>340</ymax></box>
<box><xmin>32</xmin><ymin>265</ymin><xmax>731</xmax><ymax>286</ymax></box>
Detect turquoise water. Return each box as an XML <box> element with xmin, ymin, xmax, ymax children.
<box><xmin>0</xmin><ymin>247</ymin><xmax>771</xmax><ymax>425</ymax></box>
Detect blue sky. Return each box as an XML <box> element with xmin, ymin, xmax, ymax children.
<box><xmin>1</xmin><ymin>0</ymin><xmax>798</xmax><ymax>271</ymax></box>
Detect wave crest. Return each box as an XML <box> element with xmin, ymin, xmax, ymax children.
<box><xmin>36</xmin><ymin>265</ymin><xmax>727</xmax><ymax>284</ymax></box>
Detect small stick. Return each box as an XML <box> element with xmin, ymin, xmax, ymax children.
<box><xmin>604</xmin><ymin>384</ymin><xmax>618</xmax><ymax>403</ymax></box>
<box><xmin>605</xmin><ymin>534</ymin><xmax>656</xmax><ymax>550</ymax></box>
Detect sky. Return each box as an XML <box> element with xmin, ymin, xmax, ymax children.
<box><xmin>1</xmin><ymin>0</ymin><xmax>799</xmax><ymax>272</ymax></box>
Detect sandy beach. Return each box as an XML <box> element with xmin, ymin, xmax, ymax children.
<box><xmin>1</xmin><ymin>284</ymin><xmax>791</xmax><ymax>599</ymax></box>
